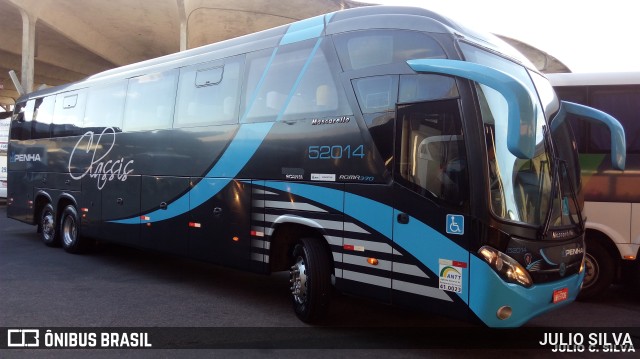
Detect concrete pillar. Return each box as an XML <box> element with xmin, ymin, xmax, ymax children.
<box><xmin>177</xmin><ymin>0</ymin><xmax>188</xmax><ymax>51</ymax></box>
<box><xmin>19</xmin><ymin>8</ymin><xmax>37</xmax><ymax>94</ymax></box>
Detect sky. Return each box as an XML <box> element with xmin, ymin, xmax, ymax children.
<box><xmin>364</xmin><ymin>0</ymin><xmax>640</xmax><ymax>73</ymax></box>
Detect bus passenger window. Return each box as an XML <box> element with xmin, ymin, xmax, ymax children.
<box><xmin>10</xmin><ymin>101</ymin><xmax>34</xmax><ymax>140</ymax></box>
<box><xmin>242</xmin><ymin>43</ymin><xmax>314</xmax><ymax>123</ymax></box>
<box><xmin>32</xmin><ymin>96</ymin><xmax>56</xmax><ymax>139</ymax></box>
<box><xmin>174</xmin><ymin>57</ymin><xmax>242</xmax><ymax>127</ymax></box>
<box><xmin>333</xmin><ymin>30</ymin><xmax>446</xmax><ymax>71</ymax></box>
<box><xmin>84</xmin><ymin>81</ymin><xmax>127</xmax><ymax>132</ymax></box>
<box><xmin>123</xmin><ymin>69</ymin><xmax>178</xmax><ymax>132</ymax></box>
<box><xmin>396</xmin><ymin>100</ymin><xmax>468</xmax><ymax>206</ymax></box>
<box><xmin>52</xmin><ymin>90</ymin><xmax>86</xmax><ymax>137</ymax></box>
<box><xmin>242</xmin><ymin>40</ymin><xmax>349</xmax><ymax>123</ymax></box>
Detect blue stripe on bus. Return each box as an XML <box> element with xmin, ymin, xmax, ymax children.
<box><xmin>109</xmin><ymin>27</ymin><xmax>324</xmax><ymax>224</ymax></box>
<box><xmin>279</xmin><ymin>13</ymin><xmax>332</xmax><ymax>46</ymax></box>
<box><xmin>110</xmin><ymin>124</ymin><xmax>274</xmax><ymax>225</ymax></box>
<box><xmin>262</xmin><ymin>181</ymin><xmax>469</xmax><ymax>302</ymax></box>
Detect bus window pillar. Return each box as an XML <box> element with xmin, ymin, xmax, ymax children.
<box><xmin>19</xmin><ymin>7</ymin><xmax>37</xmax><ymax>94</ymax></box>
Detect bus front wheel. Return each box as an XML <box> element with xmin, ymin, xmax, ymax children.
<box><xmin>579</xmin><ymin>239</ymin><xmax>615</xmax><ymax>300</ymax></box>
<box><xmin>289</xmin><ymin>237</ymin><xmax>331</xmax><ymax>323</ymax></box>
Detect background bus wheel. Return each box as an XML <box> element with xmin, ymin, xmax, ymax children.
<box><xmin>578</xmin><ymin>240</ymin><xmax>614</xmax><ymax>300</ymax></box>
<box><xmin>39</xmin><ymin>203</ymin><xmax>60</xmax><ymax>247</ymax></box>
<box><xmin>60</xmin><ymin>205</ymin><xmax>83</xmax><ymax>254</ymax></box>
<box><xmin>290</xmin><ymin>237</ymin><xmax>331</xmax><ymax>323</ymax></box>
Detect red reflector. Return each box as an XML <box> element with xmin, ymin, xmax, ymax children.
<box><xmin>553</xmin><ymin>288</ymin><xmax>569</xmax><ymax>304</ymax></box>
<box><xmin>81</xmin><ymin>208</ymin><xmax>89</xmax><ymax>213</ymax></box>
<box><xmin>189</xmin><ymin>222</ymin><xmax>201</xmax><ymax>228</ymax></box>
<box><xmin>452</xmin><ymin>261</ymin><xmax>468</xmax><ymax>268</ymax></box>
<box><xmin>343</xmin><ymin>244</ymin><xmax>354</xmax><ymax>251</ymax></box>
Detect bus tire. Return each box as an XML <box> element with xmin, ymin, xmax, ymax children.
<box><xmin>579</xmin><ymin>239</ymin><xmax>615</xmax><ymax>300</ymax></box>
<box><xmin>39</xmin><ymin>203</ymin><xmax>60</xmax><ymax>247</ymax></box>
<box><xmin>60</xmin><ymin>205</ymin><xmax>83</xmax><ymax>254</ymax></box>
<box><xmin>289</xmin><ymin>237</ymin><xmax>331</xmax><ymax>323</ymax></box>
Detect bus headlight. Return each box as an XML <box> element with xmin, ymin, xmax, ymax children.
<box><xmin>478</xmin><ymin>246</ymin><xmax>533</xmax><ymax>288</ymax></box>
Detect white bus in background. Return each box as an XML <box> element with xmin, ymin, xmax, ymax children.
<box><xmin>548</xmin><ymin>72</ymin><xmax>640</xmax><ymax>299</ymax></box>
<box><xmin>0</xmin><ymin>115</ymin><xmax>10</xmax><ymax>200</ymax></box>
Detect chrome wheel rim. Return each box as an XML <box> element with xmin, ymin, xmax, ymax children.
<box><xmin>62</xmin><ymin>215</ymin><xmax>77</xmax><ymax>247</ymax></box>
<box><xmin>42</xmin><ymin>212</ymin><xmax>55</xmax><ymax>241</ymax></box>
<box><xmin>290</xmin><ymin>257</ymin><xmax>308</xmax><ymax>305</ymax></box>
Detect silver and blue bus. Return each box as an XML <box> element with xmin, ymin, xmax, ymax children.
<box><xmin>7</xmin><ymin>6</ymin><xmax>625</xmax><ymax>327</ymax></box>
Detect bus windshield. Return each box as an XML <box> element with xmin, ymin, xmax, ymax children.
<box><xmin>461</xmin><ymin>43</ymin><xmax>581</xmax><ymax>231</ymax></box>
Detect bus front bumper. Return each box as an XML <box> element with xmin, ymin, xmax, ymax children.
<box><xmin>469</xmin><ymin>255</ymin><xmax>585</xmax><ymax>328</ymax></box>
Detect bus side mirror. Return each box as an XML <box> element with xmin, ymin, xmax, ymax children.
<box><xmin>407</xmin><ymin>59</ymin><xmax>537</xmax><ymax>159</ymax></box>
<box><xmin>551</xmin><ymin>101</ymin><xmax>626</xmax><ymax>171</ymax></box>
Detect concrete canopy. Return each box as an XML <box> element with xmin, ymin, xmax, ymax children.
<box><xmin>0</xmin><ymin>0</ymin><xmax>360</xmax><ymax>108</ymax></box>
<box><xmin>0</xmin><ymin>0</ymin><xmax>568</xmax><ymax>109</ymax></box>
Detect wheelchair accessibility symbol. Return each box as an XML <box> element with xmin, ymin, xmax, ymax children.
<box><xmin>446</xmin><ymin>214</ymin><xmax>464</xmax><ymax>235</ymax></box>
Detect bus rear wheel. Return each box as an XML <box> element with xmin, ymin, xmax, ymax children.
<box><xmin>39</xmin><ymin>203</ymin><xmax>60</xmax><ymax>247</ymax></box>
<box><xmin>579</xmin><ymin>239</ymin><xmax>615</xmax><ymax>300</ymax></box>
<box><xmin>289</xmin><ymin>237</ymin><xmax>331</xmax><ymax>323</ymax></box>
<box><xmin>60</xmin><ymin>205</ymin><xmax>84</xmax><ymax>254</ymax></box>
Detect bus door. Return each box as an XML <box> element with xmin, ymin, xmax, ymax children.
<box><xmin>391</xmin><ymin>100</ymin><xmax>471</xmax><ymax>311</ymax></box>
<box><xmin>140</xmin><ymin>176</ymin><xmax>191</xmax><ymax>255</ymax></box>
<box><xmin>188</xmin><ymin>179</ymin><xmax>251</xmax><ymax>269</ymax></box>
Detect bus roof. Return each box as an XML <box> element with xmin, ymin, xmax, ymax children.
<box><xmin>547</xmin><ymin>72</ymin><xmax>640</xmax><ymax>87</ymax></box>
<box><xmin>16</xmin><ymin>5</ymin><xmax>531</xmax><ymax>103</ymax></box>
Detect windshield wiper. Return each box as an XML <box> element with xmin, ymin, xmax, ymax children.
<box><xmin>539</xmin><ymin>126</ymin><xmax>585</xmax><ymax>239</ymax></box>
<box><xmin>558</xmin><ymin>159</ymin><xmax>585</xmax><ymax>231</ymax></box>
<box><xmin>539</xmin><ymin>125</ymin><xmax>558</xmax><ymax>239</ymax></box>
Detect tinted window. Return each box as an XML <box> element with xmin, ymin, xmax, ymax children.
<box><xmin>353</xmin><ymin>75</ymin><xmax>398</xmax><ymax>114</ymax></box>
<box><xmin>32</xmin><ymin>96</ymin><xmax>56</xmax><ymax>139</ymax></box>
<box><xmin>84</xmin><ymin>81</ymin><xmax>127</xmax><ymax>131</ymax></box>
<box><xmin>399</xmin><ymin>74</ymin><xmax>459</xmax><ymax>103</ymax></box>
<box><xmin>591</xmin><ymin>89</ymin><xmax>640</xmax><ymax>153</ymax></box>
<box><xmin>52</xmin><ymin>90</ymin><xmax>86</xmax><ymax>137</ymax></box>
<box><xmin>396</xmin><ymin>100</ymin><xmax>468</xmax><ymax>206</ymax></box>
<box><xmin>333</xmin><ymin>30</ymin><xmax>446</xmax><ymax>71</ymax></box>
<box><xmin>281</xmin><ymin>42</ymin><xmax>350</xmax><ymax>119</ymax></box>
<box><xmin>123</xmin><ymin>69</ymin><xmax>179</xmax><ymax>131</ymax></box>
<box><xmin>556</xmin><ymin>86</ymin><xmax>640</xmax><ymax>154</ymax></box>
<box><xmin>175</xmin><ymin>57</ymin><xmax>242</xmax><ymax>127</ymax></box>
<box><xmin>243</xmin><ymin>39</ymin><xmax>347</xmax><ymax>123</ymax></box>
<box><xmin>10</xmin><ymin>101</ymin><xmax>33</xmax><ymax>140</ymax></box>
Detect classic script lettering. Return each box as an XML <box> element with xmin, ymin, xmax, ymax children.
<box><xmin>68</xmin><ymin>127</ymin><xmax>134</xmax><ymax>190</ymax></box>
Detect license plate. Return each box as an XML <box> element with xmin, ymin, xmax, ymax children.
<box><xmin>553</xmin><ymin>288</ymin><xmax>569</xmax><ymax>304</ymax></box>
